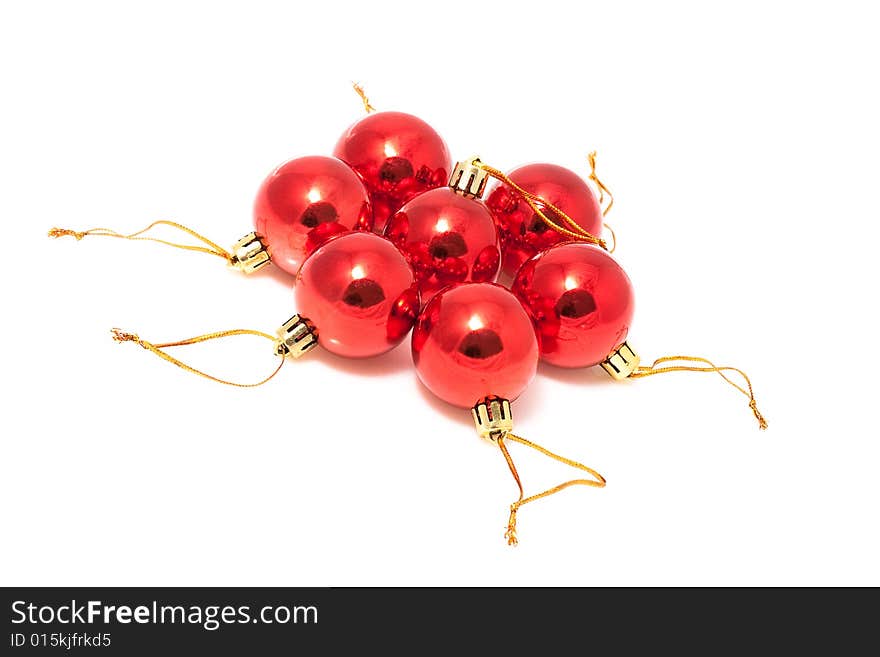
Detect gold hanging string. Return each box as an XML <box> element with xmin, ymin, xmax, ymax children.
<box><xmin>477</xmin><ymin>163</ymin><xmax>608</xmax><ymax>251</ymax></box>
<box><xmin>352</xmin><ymin>82</ymin><xmax>376</xmax><ymax>114</ymax></box>
<box><xmin>48</xmin><ymin>220</ymin><xmax>235</xmax><ymax>264</ymax></box>
<box><xmin>496</xmin><ymin>432</ymin><xmax>606</xmax><ymax>546</ymax></box>
<box><xmin>630</xmin><ymin>355</ymin><xmax>768</xmax><ymax>430</ymax></box>
<box><xmin>588</xmin><ymin>152</ymin><xmax>617</xmax><ymax>253</ymax></box>
<box><xmin>603</xmin><ymin>222</ymin><xmax>617</xmax><ymax>254</ymax></box>
<box><xmin>587</xmin><ymin>151</ymin><xmax>614</xmax><ymax>217</ymax></box>
<box><xmin>110</xmin><ymin>327</ymin><xmax>284</xmax><ymax>388</ymax></box>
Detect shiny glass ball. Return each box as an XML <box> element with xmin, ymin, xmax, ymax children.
<box><xmin>333</xmin><ymin>111</ymin><xmax>451</xmax><ymax>230</ymax></box>
<box><xmin>295</xmin><ymin>232</ymin><xmax>419</xmax><ymax>358</ymax></box>
<box><xmin>254</xmin><ymin>156</ymin><xmax>372</xmax><ymax>276</ymax></box>
<box><xmin>512</xmin><ymin>242</ymin><xmax>634</xmax><ymax>368</ymax></box>
<box><xmin>385</xmin><ymin>187</ymin><xmax>501</xmax><ymax>303</ymax></box>
<box><xmin>412</xmin><ymin>283</ymin><xmax>538</xmax><ymax>408</ymax></box>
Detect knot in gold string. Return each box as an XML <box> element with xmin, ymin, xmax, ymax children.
<box><xmin>352</xmin><ymin>82</ymin><xmax>376</xmax><ymax>114</ymax></box>
<box><xmin>48</xmin><ymin>227</ymin><xmax>88</xmax><ymax>240</ymax></box>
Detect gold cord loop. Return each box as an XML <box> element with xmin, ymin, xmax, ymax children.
<box><xmin>477</xmin><ymin>162</ymin><xmax>608</xmax><ymax>251</ymax></box>
<box><xmin>496</xmin><ymin>432</ymin><xmax>606</xmax><ymax>546</ymax></box>
<box><xmin>49</xmin><ymin>220</ymin><xmax>234</xmax><ymax>264</ymax></box>
<box><xmin>587</xmin><ymin>151</ymin><xmax>614</xmax><ymax>217</ymax></box>
<box><xmin>352</xmin><ymin>82</ymin><xmax>376</xmax><ymax>114</ymax></box>
<box><xmin>111</xmin><ymin>327</ymin><xmax>284</xmax><ymax>388</ymax></box>
<box><xmin>631</xmin><ymin>355</ymin><xmax>768</xmax><ymax>430</ymax></box>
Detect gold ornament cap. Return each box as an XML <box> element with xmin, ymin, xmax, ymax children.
<box><xmin>601</xmin><ymin>341</ymin><xmax>640</xmax><ymax>380</ymax></box>
<box><xmin>275</xmin><ymin>314</ymin><xmax>318</xmax><ymax>359</ymax></box>
<box><xmin>472</xmin><ymin>395</ymin><xmax>513</xmax><ymax>442</ymax></box>
<box><xmin>230</xmin><ymin>232</ymin><xmax>271</xmax><ymax>274</ymax></box>
<box><xmin>449</xmin><ymin>157</ymin><xmax>490</xmax><ymax>199</ymax></box>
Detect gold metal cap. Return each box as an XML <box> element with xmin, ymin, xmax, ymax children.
<box><xmin>275</xmin><ymin>314</ymin><xmax>318</xmax><ymax>359</ymax></box>
<box><xmin>230</xmin><ymin>232</ymin><xmax>271</xmax><ymax>274</ymax></box>
<box><xmin>472</xmin><ymin>395</ymin><xmax>513</xmax><ymax>443</ymax></box>
<box><xmin>601</xmin><ymin>341</ymin><xmax>640</xmax><ymax>380</ymax></box>
<box><xmin>449</xmin><ymin>157</ymin><xmax>490</xmax><ymax>199</ymax></box>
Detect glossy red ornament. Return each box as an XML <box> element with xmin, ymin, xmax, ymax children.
<box><xmin>333</xmin><ymin>112</ymin><xmax>451</xmax><ymax>230</ymax></box>
<box><xmin>512</xmin><ymin>242</ymin><xmax>634</xmax><ymax>368</ymax></box>
<box><xmin>486</xmin><ymin>163</ymin><xmax>603</xmax><ymax>279</ymax></box>
<box><xmin>412</xmin><ymin>283</ymin><xmax>538</xmax><ymax>408</ymax></box>
<box><xmin>295</xmin><ymin>232</ymin><xmax>419</xmax><ymax>358</ymax></box>
<box><xmin>254</xmin><ymin>156</ymin><xmax>372</xmax><ymax>276</ymax></box>
<box><xmin>384</xmin><ymin>187</ymin><xmax>501</xmax><ymax>303</ymax></box>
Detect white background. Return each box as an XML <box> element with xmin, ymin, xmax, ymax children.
<box><xmin>1</xmin><ymin>1</ymin><xmax>877</xmax><ymax>586</ymax></box>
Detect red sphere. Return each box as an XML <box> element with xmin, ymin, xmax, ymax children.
<box><xmin>384</xmin><ymin>187</ymin><xmax>501</xmax><ymax>304</ymax></box>
<box><xmin>333</xmin><ymin>111</ymin><xmax>451</xmax><ymax>231</ymax></box>
<box><xmin>295</xmin><ymin>232</ymin><xmax>419</xmax><ymax>358</ymax></box>
<box><xmin>254</xmin><ymin>156</ymin><xmax>372</xmax><ymax>276</ymax></box>
<box><xmin>412</xmin><ymin>283</ymin><xmax>538</xmax><ymax>408</ymax></box>
<box><xmin>512</xmin><ymin>243</ymin><xmax>634</xmax><ymax>368</ymax></box>
<box><xmin>486</xmin><ymin>163</ymin><xmax>603</xmax><ymax>279</ymax></box>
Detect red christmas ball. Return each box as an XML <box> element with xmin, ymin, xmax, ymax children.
<box><xmin>512</xmin><ymin>242</ymin><xmax>634</xmax><ymax>368</ymax></box>
<box><xmin>333</xmin><ymin>111</ymin><xmax>451</xmax><ymax>231</ymax></box>
<box><xmin>486</xmin><ymin>163</ymin><xmax>603</xmax><ymax>279</ymax></box>
<box><xmin>412</xmin><ymin>283</ymin><xmax>538</xmax><ymax>408</ymax></box>
<box><xmin>254</xmin><ymin>156</ymin><xmax>372</xmax><ymax>276</ymax></box>
<box><xmin>384</xmin><ymin>187</ymin><xmax>501</xmax><ymax>304</ymax></box>
<box><xmin>295</xmin><ymin>232</ymin><xmax>419</xmax><ymax>358</ymax></box>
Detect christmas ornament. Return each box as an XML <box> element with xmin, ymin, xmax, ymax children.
<box><xmin>512</xmin><ymin>241</ymin><xmax>634</xmax><ymax>368</ymax></box>
<box><xmin>48</xmin><ymin>155</ymin><xmax>373</xmax><ymax>277</ymax></box>
<box><xmin>412</xmin><ymin>282</ymin><xmax>538</xmax><ymax>408</ymax></box>
<box><xmin>487</xmin><ymin>155</ymin><xmax>613</xmax><ymax>278</ymax></box>
<box><xmin>254</xmin><ymin>155</ymin><xmax>372</xmax><ymax>275</ymax></box>
<box><xmin>384</xmin><ymin>157</ymin><xmax>500</xmax><ymax>303</ymax></box>
<box><xmin>295</xmin><ymin>231</ymin><xmax>419</xmax><ymax>358</ymax></box>
<box><xmin>412</xmin><ymin>282</ymin><xmax>606</xmax><ymax>544</ymax></box>
<box><xmin>513</xmin><ymin>242</ymin><xmax>767</xmax><ymax>429</ymax></box>
<box><xmin>334</xmin><ymin>84</ymin><xmax>451</xmax><ymax>231</ymax></box>
<box><xmin>110</xmin><ymin>232</ymin><xmax>419</xmax><ymax>386</ymax></box>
